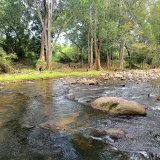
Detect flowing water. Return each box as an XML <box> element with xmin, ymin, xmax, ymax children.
<box><xmin>0</xmin><ymin>78</ymin><xmax>160</xmax><ymax>160</ymax></box>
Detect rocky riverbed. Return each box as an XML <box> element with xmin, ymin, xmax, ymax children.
<box><xmin>61</xmin><ymin>74</ymin><xmax>160</xmax><ymax>160</ymax></box>
<box><xmin>101</xmin><ymin>69</ymin><xmax>160</xmax><ymax>83</ymax></box>
<box><xmin>0</xmin><ymin>70</ymin><xmax>160</xmax><ymax>160</ymax></box>
<box><xmin>65</xmin><ymin>69</ymin><xmax>160</xmax><ymax>86</ymax></box>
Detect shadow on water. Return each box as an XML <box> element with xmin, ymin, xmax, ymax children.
<box><xmin>0</xmin><ymin>90</ymin><xmax>31</xmax><ymax>159</ymax></box>
<box><xmin>72</xmin><ymin>132</ymin><xmax>128</xmax><ymax>160</ymax></box>
<box><xmin>0</xmin><ymin>79</ymin><xmax>160</xmax><ymax>159</ymax></box>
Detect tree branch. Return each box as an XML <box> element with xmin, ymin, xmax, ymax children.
<box><xmin>53</xmin><ymin>15</ymin><xmax>73</xmax><ymax>44</ymax></box>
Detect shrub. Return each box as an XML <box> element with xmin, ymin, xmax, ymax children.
<box><xmin>0</xmin><ymin>48</ymin><xmax>17</xmax><ymax>73</ymax></box>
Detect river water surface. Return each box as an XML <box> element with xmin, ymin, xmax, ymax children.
<box><xmin>0</xmin><ymin>78</ymin><xmax>160</xmax><ymax>160</ymax></box>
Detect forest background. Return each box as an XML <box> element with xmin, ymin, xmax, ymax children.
<box><xmin>0</xmin><ymin>0</ymin><xmax>160</xmax><ymax>77</ymax></box>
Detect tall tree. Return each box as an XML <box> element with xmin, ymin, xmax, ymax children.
<box><xmin>24</xmin><ymin>0</ymin><xmax>65</xmax><ymax>70</ymax></box>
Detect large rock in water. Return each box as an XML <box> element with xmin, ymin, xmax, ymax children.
<box><xmin>91</xmin><ymin>97</ymin><xmax>146</xmax><ymax>115</ymax></box>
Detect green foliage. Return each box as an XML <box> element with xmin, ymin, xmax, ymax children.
<box><xmin>53</xmin><ymin>44</ymin><xmax>81</xmax><ymax>63</ymax></box>
<box><xmin>0</xmin><ymin>0</ymin><xmax>159</xmax><ymax>70</ymax></box>
<box><xmin>25</xmin><ymin>51</ymin><xmax>38</xmax><ymax>62</ymax></box>
<box><xmin>0</xmin><ymin>47</ymin><xmax>16</xmax><ymax>73</ymax></box>
<box><xmin>149</xmin><ymin>0</ymin><xmax>160</xmax><ymax>45</ymax></box>
<box><xmin>0</xmin><ymin>0</ymin><xmax>41</xmax><ymax>60</ymax></box>
<box><xmin>124</xmin><ymin>42</ymin><xmax>160</xmax><ymax>69</ymax></box>
<box><xmin>0</xmin><ymin>47</ymin><xmax>17</xmax><ymax>63</ymax></box>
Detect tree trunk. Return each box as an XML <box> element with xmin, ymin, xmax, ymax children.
<box><xmin>46</xmin><ymin>1</ymin><xmax>52</xmax><ymax>70</ymax></box>
<box><xmin>96</xmin><ymin>49</ymin><xmax>101</xmax><ymax>71</ymax></box>
<box><xmin>45</xmin><ymin>28</ymin><xmax>48</xmax><ymax>60</ymax></box>
<box><xmin>90</xmin><ymin>37</ymin><xmax>93</xmax><ymax>67</ymax></box>
<box><xmin>109</xmin><ymin>48</ymin><xmax>113</xmax><ymax>67</ymax></box>
<box><xmin>81</xmin><ymin>48</ymin><xmax>84</xmax><ymax>67</ymax></box>
<box><xmin>39</xmin><ymin>25</ymin><xmax>46</xmax><ymax>61</ymax></box>
<box><xmin>125</xmin><ymin>44</ymin><xmax>133</xmax><ymax>69</ymax></box>
<box><xmin>93</xmin><ymin>37</ymin><xmax>102</xmax><ymax>71</ymax></box>
<box><xmin>37</xmin><ymin>0</ymin><xmax>47</xmax><ymax>61</ymax></box>
<box><xmin>88</xmin><ymin>7</ymin><xmax>93</xmax><ymax>69</ymax></box>
<box><xmin>92</xmin><ymin>9</ymin><xmax>102</xmax><ymax>71</ymax></box>
<box><xmin>88</xmin><ymin>33</ymin><xmax>93</xmax><ymax>68</ymax></box>
<box><xmin>88</xmin><ymin>29</ymin><xmax>91</xmax><ymax>66</ymax></box>
<box><xmin>106</xmin><ymin>51</ymin><xmax>110</xmax><ymax>70</ymax></box>
<box><xmin>93</xmin><ymin>35</ymin><xmax>98</xmax><ymax>70</ymax></box>
<box><xmin>119</xmin><ymin>40</ymin><xmax>125</xmax><ymax>70</ymax></box>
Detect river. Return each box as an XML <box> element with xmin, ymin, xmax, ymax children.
<box><xmin>0</xmin><ymin>77</ymin><xmax>160</xmax><ymax>160</ymax></box>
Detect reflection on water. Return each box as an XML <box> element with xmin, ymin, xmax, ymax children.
<box><xmin>55</xmin><ymin>112</ymin><xmax>79</xmax><ymax>129</ymax></box>
<box><xmin>0</xmin><ymin>79</ymin><xmax>160</xmax><ymax>159</ymax></box>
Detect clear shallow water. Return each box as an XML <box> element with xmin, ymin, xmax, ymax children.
<box><xmin>0</xmin><ymin>78</ymin><xmax>160</xmax><ymax>160</ymax></box>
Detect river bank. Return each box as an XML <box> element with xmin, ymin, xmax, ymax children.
<box><xmin>0</xmin><ymin>69</ymin><xmax>160</xmax><ymax>84</ymax></box>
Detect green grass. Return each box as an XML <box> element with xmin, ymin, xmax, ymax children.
<box><xmin>0</xmin><ymin>71</ymin><xmax>103</xmax><ymax>82</ymax></box>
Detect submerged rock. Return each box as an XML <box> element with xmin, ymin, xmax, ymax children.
<box><xmin>129</xmin><ymin>151</ymin><xmax>160</xmax><ymax>160</ymax></box>
<box><xmin>90</xmin><ymin>129</ymin><xmax>107</xmax><ymax>137</ymax></box>
<box><xmin>105</xmin><ymin>128</ymin><xmax>127</xmax><ymax>139</ymax></box>
<box><xmin>90</xmin><ymin>128</ymin><xmax>127</xmax><ymax>140</ymax></box>
<box><xmin>21</xmin><ymin>124</ymin><xmax>34</xmax><ymax>129</ymax></box>
<box><xmin>38</xmin><ymin>123</ymin><xmax>63</xmax><ymax>131</ymax></box>
<box><xmin>66</xmin><ymin>93</ymin><xmax>75</xmax><ymax>100</ymax></box>
<box><xmin>76</xmin><ymin>78</ymin><xmax>98</xmax><ymax>85</ymax></box>
<box><xmin>91</xmin><ymin>97</ymin><xmax>147</xmax><ymax>115</ymax></box>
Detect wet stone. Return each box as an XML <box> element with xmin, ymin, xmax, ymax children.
<box><xmin>25</xmin><ymin>81</ymin><xmax>34</xmax><ymax>84</ymax></box>
<box><xmin>38</xmin><ymin>123</ymin><xmax>63</xmax><ymax>132</ymax></box>
<box><xmin>90</xmin><ymin>129</ymin><xmax>107</xmax><ymax>137</ymax></box>
<box><xmin>129</xmin><ymin>151</ymin><xmax>155</xmax><ymax>160</ymax></box>
<box><xmin>104</xmin><ymin>77</ymin><xmax>109</xmax><ymax>80</ymax></box>
<box><xmin>106</xmin><ymin>128</ymin><xmax>127</xmax><ymax>139</ymax></box>
<box><xmin>66</xmin><ymin>93</ymin><xmax>75</xmax><ymax>100</ymax></box>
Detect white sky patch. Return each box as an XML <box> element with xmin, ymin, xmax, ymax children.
<box><xmin>55</xmin><ymin>32</ymin><xmax>71</xmax><ymax>45</ymax></box>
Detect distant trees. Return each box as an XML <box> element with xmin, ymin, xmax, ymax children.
<box><xmin>63</xmin><ymin>0</ymin><xmax>158</xmax><ymax>70</ymax></box>
<box><xmin>0</xmin><ymin>0</ymin><xmax>159</xmax><ymax>71</ymax></box>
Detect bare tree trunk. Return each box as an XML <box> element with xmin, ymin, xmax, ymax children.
<box><xmin>93</xmin><ymin>32</ymin><xmax>98</xmax><ymax>70</ymax></box>
<box><xmin>88</xmin><ymin>29</ymin><xmax>91</xmax><ymax>66</ymax></box>
<box><xmin>110</xmin><ymin>48</ymin><xmax>113</xmax><ymax>67</ymax></box>
<box><xmin>90</xmin><ymin>37</ymin><xmax>93</xmax><ymax>67</ymax></box>
<box><xmin>46</xmin><ymin>0</ymin><xmax>52</xmax><ymax>70</ymax></box>
<box><xmin>36</xmin><ymin>1</ymin><xmax>46</xmax><ymax>61</ymax></box>
<box><xmin>96</xmin><ymin>49</ymin><xmax>101</xmax><ymax>71</ymax></box>
<box><xmin>106</xmin><ymin>51</ymin><xmax>110</xmax><ymax>70</ymax></box>
<box><xmin>92</xmin><ymin>9</ymin><xmax>102</xmax><ymax>71</ymax></box>
<box><xmin>88</xmin><ymin>33</ymin><xmax>93</xmax><ymax>69</ymax></box>
<box><xmin>88</xmin><ymin>7</ymin><xmax>94</xmax><ymax>69</ymax></box>
<box><xmin>119</xmin><ymin>40</ymin><xmax>125</xmax><ymax>70</ymax></box>
<box><xmin>81</xmin><ymin>48</ymin><xmax>84</xmax><ymax>67</ymax></box>
<box><xmin>39</xmin><ymin>25</ymin><xmax>46</xmax><ymax>61</ymax></box>
<box><xmin>125</xmin><ymin>44</ymin><xmax>133</xmax><ymax>69</ymax></box>
<box><xmin>93</xmin><ymin>37</ymin><xmax>102</xmax><ymax>71</ymax></box>
<box><xmin>45</xmin><ymin>29</ymin><xmax>48</xmax><ymax>60</ymax></box>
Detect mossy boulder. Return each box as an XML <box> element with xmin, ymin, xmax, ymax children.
<box><xmin>91</xmin><ymin>97</ymin><xmax>146</xmax><ymax>115</ymax></box>
<box><xmin>36</xmin><ymin>59</ymin><xmax>46</xmax><ymax>71</ymax></box>
<box><xmin>0</xmin><ymin>62</ymin><xmax>14</xmax><ymax>73</ymax></box>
